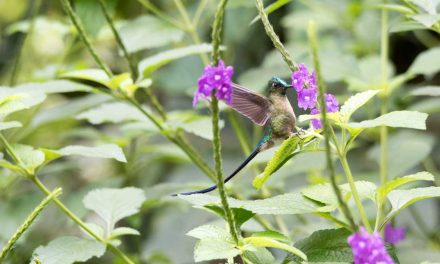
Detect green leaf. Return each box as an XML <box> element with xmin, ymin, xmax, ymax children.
<box><xmin>167</xmin><ymin>111</ymin><xmax>224</xmax><ymax>140</ymax></box>
<box><xmin>0</xmin><ymin>89</ymin><xmax>46</xmax><ymax>117</ymax></box>
<box><xmin>368</xmin><ymin>131</ymin><xmax>434</xmax><ymax>177</ymax></box>
<box><xmin>339</xmin><ymin>90</ymin><xmax>379</xmax><ymax>122</ymax></box>
<box><xmin>385</xmin><ymin>186</ymin><xmax>440</xmax><ymax>222</ymax></box>
<box><xmin>33</xmin><ymin>236</ymin><xmax>105</xmax><ymax>264</ymax></box>
<box><xmin>0</xmin><ymin>153</ymin><xmax>21</xmax><ymax>172</ymax></box>
<box><xmin>12</xmin><ymin>144</ymin><xmax>45</xmax><ymax>174</ymax></box>
<box><xmin>75</xmin><ymin>0</ymin><xmax>116</xmax><ymax>37</ymax></box>
<box><xmin>410</xmin><ymin>14</ymin><xmax>440</xmax><ymax>27</ymax></box>
<box><xmin>410</xmin><ymin>86</ymin><xmax>440</xmax><ymax>96</ymax></box>
<box><xmin>180</xmin><ymin>192</ymin><xmax>326</xmax><ymax>215</ymax></box>
<box><xmin>60</xmin><ymin>69</ymin><xmax>110</xmax><ymax>89</ymax></box>
<box><xmin>409</xmin><ymin>0</ymin><xmax>440</xmax><ymax>14</ymax></box>
<box><xmin>243</xmin><ymin>236</ymin><xmax>307</xmax><ymax>261</ymax></box>
<box><xmin>376</xmin><ymin>171</ymin><xmax>434</xmax><ymax>206</ymax></box>
<box><xmin>250</xmin><ymin>230</ymin><xmax>290</xmax><ymax>243</ymax></box>
<box><xmin>83</xmin><ymin>187</ymin><xmax>145</xmax><ymax>230</ymax></box>
<box><xmin>12</xmin><ymin>80</ymin><xmax>91</xmax><ymax>94</ymax></box>
<box><xmin>118</xmin><ymin>15</ymin><xmax>184</xmax><ymax>53</ymax></box>
<box><xmin>250</xmin><ymin>0</ymin><xmax>292</xmax><ymax>24</ymax></box>
<box><xmin>253</xmin><ymin>133</ymin><xmax>315</xmax><ymax>189</ymax></box>
<box><xmin>408</xmin><ymin>47</ymin><xmax>440</xmax><ymax>76</ymax></box>
<box><xmin>242</xmin><ymin>247</ymin><xmax>275</xmax><ymax>264</ymax></box>
<box><xmin>371</xmin><ymin>4</ymin><xmax>415</xmax><ymax>14</ymax></box>
<box><xmin>203</xmin><ymin>205</ymin><xmax>255</xmax><ymax>229</ymax></box>
<box><xmin>56</xmin><ymin>144</ymin><xmax>127</xmax><ymax>162</ymax></box>
<box><xmin>76</xmin><ymin>102</ymin><xmax>152</xmax><ymax>125</ymax></box>
<box><xmin>302</xmin><ymin>181</ymin><xmax>377</xmax><ymax>210</ymax></box>
<box><xmin>110</xmin><ymin>227</ymin><xmax>140</xmax><ymax>239</ymax></box>
<box><xmin>284</xmin><ymin>228</ymin><xmax>353</xmax><ymax>263</ymax></box>
<box><xmin>346</xmin><ymin>111</ymin><xmax>427</xmax><ymax>130</ymax></box>
<box><xmin>138</xmin><ymin>43</ymin><xmax>217</xmax><ymax>78</ymax></box>
<box><xmin>390</xmin><ymin>20</ymin><xmax>427</xmax><ymax>32</ymax></box>
<box><xmin>0</xmin><ymin>121</ymin><xmax>21</xmax><ymax>131</ymax></box>
<box><xmin>187</xmin><ymin>225</ymin><xmax>239</xmax><ymax>262</ymax></box>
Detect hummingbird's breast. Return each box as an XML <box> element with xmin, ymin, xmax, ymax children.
<box><xmin>269</xmin><ymin>96</ymin><xmax>296</xmax><ymax>140</ymax></box>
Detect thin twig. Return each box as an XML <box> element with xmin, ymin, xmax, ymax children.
<box><xmin>255</xmin><ymin>0</ymin><xmax>297</xmax><ymax>72</ymax></box>
<box><xmin>307</xmin><ymin>21</ymin><xmax>357</xmax><ymax>231</ymax></box>
<box><xmin>0</xmin><ymin>188</ymin><xmax>62</xmax><ymax>262</ymax></box>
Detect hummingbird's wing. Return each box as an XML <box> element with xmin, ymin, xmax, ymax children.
<box><xmin>230</xmin><ymin>83</ymin><xmax>271</xmax><ymax>126</ymax></box>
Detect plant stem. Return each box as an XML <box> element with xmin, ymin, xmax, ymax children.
<box><xmin>125</xmin><ymin>96</ymin><xmax>216</xmax><ymax>181</ymax></box>
<box><xmin>0</xmin><ymin>134</ymin><xmax>135</xmax><ymax>264</ymax></box>
<box><xmin>255</xmin><ymin>0</ymin><xmax>297</xmax><ymax>72</ymax></box>
<box><xmin>59</xmin><ymin>0</ymin><xmax>112</xmax><ymax>77</ymax></box>
<box><xmin>173</xmin><ymin>0</ymin><xmax>210</xmax><ymax>65</ymax></box>
<box><xmin>9</xmin><ymin>0</ymin><xmax>42</xmax><ymax>86</ymax></box>
<box><xmin>307</xmin><ymin>21</ymin><xmax>357</xmax><ymax>231</ymax></box>
<box><xmin>136</xmin><ymin>0</ymin><xmax>187</xmax><ymax>31</ymax></box>
<box><xmin>228</xmin><ymin>111</ymin><xmax>252</xmax><ymax>155</ymax></box>
<box><xmin>211</xmin><ymin>96</ymin><xmax>239</xmax><ymax>243</ymax></box>
<box><xmin>378</xmin><ymin>0</ymin><xmax>389</xmax><ymax>232</ymax></box>
<box><xmin>98</xmin><ymin>0</ymin><xmax>137</xmax><ymax>80</ymax></box>
<box><xmin>210</xmin><ymin>0</ymin><xmax>239</xmax><ymax>243</ymax></box>
<box><xmin>0</xmin><ymin>188</ymin><xmax>62</xmax><ymax>262</ymax></box>
<box><xmin>340</xmin><ymin>156</ymin><xmax>372</xmax><ymax>232</ymax></box>
<box><xmin>193</xmin><ymin>0</ymin><xmax>210</xmax><ymax>27</ymax></box>
<box><xmin>32</xmin><ymin>178</ymin><xmax>135</xmax><ymax>264</ymax></box>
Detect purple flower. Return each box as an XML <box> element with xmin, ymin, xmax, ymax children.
<box><xmin>310</xmin><ymin>93</ymin><xmax>339</xmax><ymax>130</ymax></box>
<box><xmin>291</xmin><ymin>64</ymin><xmax>318</xmax><ymax>110</ymax></box>
<box><xmin>348</xmin><ymin>227</ymin><xmax>394</xmax><ymax>264</ymax></box>
<box><xmin>310</xmin><ymin>108</ymin><xmax>322</xmax><ymax>129</ymax></box>
<box><xmin>297</xmin><ymin>88</ymin><xmax>318</xmax><ymax>110</ymax></box>
<box><xmin>385</xmin><ymin>224</ymin><xmax>405</xmax><ymax>244</ymax></box>
<box><xmin>325</xmin><ymin>93</ymin><xmax>339</xmax><ymax>113</ymax></box>
<box><xmin>193</xmin><ymin>60</ymin><xmax>234</xmax><ymax>106</ymax></box>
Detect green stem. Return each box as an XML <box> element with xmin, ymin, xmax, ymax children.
<box><xmin>32</xmin><ymin>178</ymin><xmax>135</xmax><ymax>264</ymax></box>
<box><xmin>228</xmin><ymin>111</ymin><xmax>251</xmax><ymax>155</ymax></box>
<box><xmin>125</xmin><ymin>96</ymin><xmax>216</xmax><ymax>181</ymax></box>
<box><xmin>255</xmin><ymin>0</ymin><xmax>297</xmax><ymax>72</ymax></box>
<box><xmin>307</xmin><ymin>21</ymin><xmax>357</xmax><ymax>231</ymax></box>
<box><xmin>211</xmin><ymin>96</ymin><xmax>239</xmax><ymax>243</ymax></box>
<box><xmin>0</xmin><ymin>134</ymin><xmax>135</xmax><ymax>264</ymax></box>
<box><xmin>210</xmin><ymin>0</ymin><xmax>239</xmax><ymax>243</ymax></box>
<box><xmin>378</xmin><ymin>0</ymin><xmax>389</xmax><ymax>232</ymax></box>
<box><xmin>173</xmin><ymin>0</ymin><xmax>210</xmax><ymax>65</ymax></box>
<box><xmin>193</xmin><ymin>0</ymin><xmax>210</xmax><ymax>27</ymax></box>
<box><xmin>340</xmin><ymin>155</ymin><xmax>372</xmax><ymax>232</ymax></box>
<box><xmin>59</xmin><ymin>0</ymin><xmax>112</xmax><ymax>77</ymax></box>
<box><xmin>9</xmin><ymin>0</ymin><xmax>42</xmax><ymax>85</ymax></box>
<box><xmin>98</xmin><ymin>0</ymin><xmax>138</xmax><ymax>80</ymax></box>
<box><xmin>0</xmin><ymin>188</ymin><xmax>62</xmax><ymax>262</ymax></box>
<box><xmin>136</xmin><ymin>0</ymin><xmax>187</xmax><ymax>31</ymax></box>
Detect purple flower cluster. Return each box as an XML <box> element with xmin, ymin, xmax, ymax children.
<box><xmin>348</xmin><ymin>227</ymin><xmax>394</xmax><ymax>264</ymax></box>
<box><xmin>385</xmin><ymin>224</ymin><xmax>406</xmax><ymax>244</ymax></box>
<box><xmin>290</xmin><ymin>64</ymin><xmax>339</xmax><ymax>129</ymax></box>
<box><xmin>193</xmin><ymin>60</ymin><xmax>234</xmax><ymax>106</ymax></box>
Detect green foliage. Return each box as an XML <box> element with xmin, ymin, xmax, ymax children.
<box><xmin>83</xmin><ymin>187</ymin><xmax>145</xmax><ymax>231</ymax></box>
<box><xmin>32</xmin><ymin>236</ymin><xmax>105</xmax><ymax>264</ymax></box>
<box><xmin>346</xmin><ymin>110</ymin><xmax>427</xmax><ymax>130</ymax></box>
<box><xmin>119</xmin><ymin>15</ymin><xmax>184</xmax><ymax>53</ymax></box>
<box><xmin>408</xmin><ymin>47</ymin><xmax>440</xmax><ymax>76</ymax></box>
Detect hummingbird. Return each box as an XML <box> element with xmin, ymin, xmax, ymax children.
<box><xmin>177</xmin><ymin>77</ymin><xmax>296</xmax><ymax>195</ymax></box>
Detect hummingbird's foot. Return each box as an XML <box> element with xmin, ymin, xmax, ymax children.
<box><xmin>292</xmin><ymin>127</ymin><xmax>306</xmax><ymax>139</ymax></box>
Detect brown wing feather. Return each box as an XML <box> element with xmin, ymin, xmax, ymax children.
<box><xmin>230</xmin><ymin>83</ymin><xmax>271</xmax><ymax>126</ymax></box>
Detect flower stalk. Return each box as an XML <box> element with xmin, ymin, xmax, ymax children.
<box><xmin>210</xmin><ymin>0</ymin><xmax>239</xmax><ymax>243</ymax></box>
<box><xmin>0</xmin><ymin>188</ymin><xmax>62</xmax><ymax>262</ymax></box>
<box><xmin>307</xmin><ymin>21</ymin><xmax>357</xmax><ymax>231</ymax></box>
<box><xmin>255</xmin><ymin>0</ymin><xmax>297</xmax><ymax>72</ymax></box>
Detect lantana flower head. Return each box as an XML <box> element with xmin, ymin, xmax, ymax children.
<box><xmin>384</xmin><ymin>224</ymin><xmax>405</xmax><ymax>244</ymax></box>
<box><xmin>310</xmin><ymin>93</ymin><xmax>339</xmax><ymax>129</ymax></box>
<box><xmin>348</xmin><ymin>227</ymin><xmax>394</xmax><ymax>264</ymax></box>
<box><xmin>291</xmin><ymin>63</ymin><xmax>318</xmax><ymax>110</ymax></box>
<box><xmin>193</xmin><ymin>60</ymin><xmax>234</xmax><ymax>106</ymax></box>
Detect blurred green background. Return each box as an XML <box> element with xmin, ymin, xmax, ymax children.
<box><xmin>0</xmin><ymin>0</ymin><xmax>439</xmax><ymax>263</ymax></box>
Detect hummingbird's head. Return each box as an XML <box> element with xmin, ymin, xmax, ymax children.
<box><xmin>267</xmin><ymin>77</ymin><xmax>291</xmax><ymax>96</ymax></box>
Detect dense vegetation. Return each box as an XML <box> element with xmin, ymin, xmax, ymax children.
<box><xmin>0</xmin><ymin>0</ymin><xmax>439</xmax><ymax>263</ymax></box>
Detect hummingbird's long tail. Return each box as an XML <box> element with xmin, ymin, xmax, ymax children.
<box><xmin>174</xmin><ymin>145</ymin><xmax>262</xmax><ymax>196</ymax></box>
